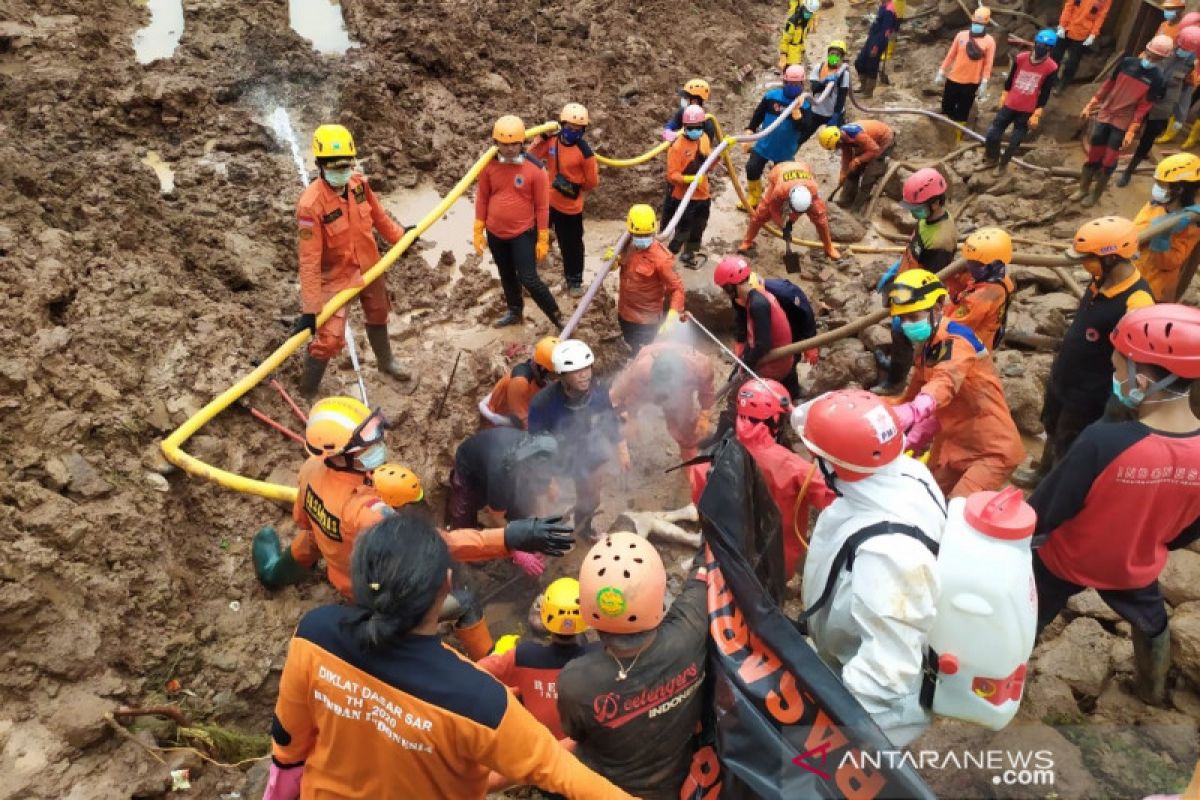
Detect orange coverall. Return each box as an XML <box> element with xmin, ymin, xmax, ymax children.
<box><xmin>609</xmin><ymin>342</ymin><xmax>715</xmax><ymax>459</ymax></box>
<box><xmin>1131</xmin><ymin>202</ymin><xmax>1200</xmax><ymax>302</ymax></box>
<box><xmin>528</xmin><ymin>137</ymin><xmax>600</xmax><ymax>215</ymax></box>
<box><xmin>946</xmin><ymin>275</ymin><xmax>1014</xmax><ymax>350</ymax></box>
<box><xmin>901</xmin><ymin>319</ymin><xmax>1024</xmax><ymax>498</ymax></box>
<box><xmin>1059</xmin><ymin>0</ymin><xmax>1111</xmax><ymax>41</ymax></box>
<box><xmin>666</xmin><ymin>132</ymin><xmax>713</xmax><ymax>201</ymax></box>
<box><xmin>617</xmin><ymin>240</ymin><xmax>686</xmax><ymax>325</ymax></box>
<box><xmin>738</xmin><ymin>160</ymin><xmax>835</xmax><ymax>254</ymax></box>
<box><xmin>837</xmin><ymin>119</ymin><xmax>894</xmax><ymax>180</ymax></box>
<box><xmin>483</xmin><ymin>360</ymin><xmax>545</xmax><ymax>429</ymax></box>
<box><xmin>296</xmin><ymin>174</ymin><xmax>406</xmax><ymax>360</ymax></box>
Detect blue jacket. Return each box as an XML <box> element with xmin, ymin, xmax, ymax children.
<box><xmin>747</xmin><ymin>87</ymin><xmax>805</xmax><ymax>164</ymax></box>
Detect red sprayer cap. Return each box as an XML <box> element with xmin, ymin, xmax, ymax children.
<box><xmin>963</xmin><ymin>486</ymin><xmax>1036</xmax><ymax>541</ymax></box>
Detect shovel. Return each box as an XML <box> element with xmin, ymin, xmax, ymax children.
<box><xmin>782</xmin><ymin>224</ymin><xmax>801</xmax><ymax>275</ymax></box>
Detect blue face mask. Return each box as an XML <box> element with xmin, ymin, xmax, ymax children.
<box><xmin>358</xmin><ymin>443</ymin><xmax>387</xmax><ymax>471</ymax></box>
<box><xmin>970</xmin><ymin>23</ymin><xmax>985</xmax><ymax>35</ymax></box>
<box><xmin>1179</xmin><ymin>48</ymin><xmax>1195</xmax><ymax>60</ymax></box>
<box><xmin>901</xmin><ymin>318</ymin><xmax>934</xmax><ymax>343</ymax></box>
<box><xmin>1165</xmin><ymin>10</ymin><xmax>1179</xmax><ymax>20</ymax></box>
<box><xmin>1112</xmin><ymin>376</ymin><xmax>1142</xmax><ymax>408</ymax></box>
<box><xmin>783</xmin><ymin>83</ymin><xmax>803</xmax><ymax>99</ymax></box>
<box><xmin>632</xmin><ymin>236</ymin><xmax>654</xmax><ymax>249</ymax></box>
<box><xmin>684</xmin><ymin>128</ymin><xmax>704</xmax><ymax>140</ymax></box>
<box><xmin>560</xmin><ymin>127</ymin><xmax>583</xmax><ymax>145</ymax></box>
<box><xmin>1141</xmin><ymin>57</ymin><xmax>1156</xmax><ymax>69</ymax></box>
<box><xmin>324</xmin><ymin>167</ymin><xmax>353</xmax><ymax>188</ymax></box>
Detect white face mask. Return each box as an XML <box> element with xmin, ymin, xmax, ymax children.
<box><xmin>496</xmin><ymin>153</ymin><xmax>525</xmax><ymax>165</ymax></box>
<box><xmin>1151</xmin><ymin>182</ymin><xmax>1172</xmax><ymax>204</ymax></box>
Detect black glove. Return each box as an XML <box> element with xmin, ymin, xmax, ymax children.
<box><xmin>291</xmin><ymin>312</ymin><xmax>317</xmax><ymax>338</ymax></box>
<box><xmin>404</xmin><ymin>224</ymin><xmax>420</xmax><ymax>242</ymax></box>
<box><xmin>448</xmin><ymin>587</ymin><xmax>483</xmax><ymax>627</ymax></box>
<box><xmin>504</xmin><ymin>515</ymin><xmax>574</xmax><ymax>556</ymax></box>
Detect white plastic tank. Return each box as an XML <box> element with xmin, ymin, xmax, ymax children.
<box><xmin>927</xmin><ymin>486</ymin><xmax>1037</xmax><ymax>730</ymax></box>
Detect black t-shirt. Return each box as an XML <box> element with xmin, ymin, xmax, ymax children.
<box><xmin>556</xmin><ymin>578</ymin><xmax>707</xmax><ymax>800</ymax></box>
<box><xmin>452</xmin><ymin>427</ymin><xmax>532</xmax><ymax>518</ymax></box>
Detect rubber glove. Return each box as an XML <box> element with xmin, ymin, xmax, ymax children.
<box><xmin>504</xmin><ymin>516</ymin><xmax>573</xmax><ymax>556</ymax></box>
<box><xmin>742</xmin><ymin>130</ymin><xmax>755</xmax><ymax>153</ymax></box>
<box><xmin>1172</xmin><ymin>214</ymin><xmax>1193</xmax><ymax>234</ymax></box>
<box><xmin>264</xmin><ymin>763</ymin><xmax>303</xmax><ymax>800</ymax></box>
<box><xmin>617</xmin><ymin>440</ymin><xmax>631</xmax><ymax>470</ymax></box>
<box><xmin>935</xmin><ymin>69</ymin><xmax>946</xmax><ymax>86</ymax></box>
<box><xmin>1149</xmin><ymin>234</ymin><xmax>1173</xmax><ymax>253</ymax></box>
<box><xmin>661</xmin><ymin>127</ymin><xmax>678</xmax><ymax>142</ymax></box>
<box><xmin>290</xmin><ymin>312</ymin><xmax>317</xmax><ymax>338</ymax></box>
<box><xmin>1029</xmin><ymin>108</ymin><xmax>1043</xmax><ymax>129</ymax></box>
<box><xmin>778</xmin><ymin>53</ymin><xmax>788</xmax><ymax>69</ymax></box>
<box><xmin>1056</xmin><ymin>26</ymin><xmax>1065</xmax><ymax>38</ymax></box>
<box><xmin>997</xmin><ymin>91</ymin><xmax>1008</xmax><ymax>111</ymax></box>
<box><xmin>876</xmin><ymin>259</ymin><xmax>901</xmax><ymax>291</ymax></box>
<box><xmin>792</xmin><ymin>106</ymin><xmax>805</xmax><ymax>121</ymax></box>
<box><xmin>724</xmin><ymin>135</ymin><xmax>738</xmax><ymax>147</ymax></box>
<box><xmin>658</xmin><ymin>308</ymin><xmax>681</xmax><ymax>335</ymax></box>
<box><xmin>892</xmin><ymin>392</ymin><xmax>937</xmax><ymax>432</ymax></box>
<box><xmin>473</xmin><ymin>219</ymin><xmax>487</xmax><ymax>255</ymax></box>
<box><xmin>906</xmin><ymin>412</ymin><xmax>941</xmax><ymax>454</ymax></box>
<box><xmin>1083</xmin><ymin>34</ymin><xmax>1095</xmax><ymax>47</ymax></box>
<box><xmin>603</xmin><ymin>246</ymin><xmax>615</xmax><ymax>261</ymax></box>
<box><xmin>1079</xmin><ymin>97</ymin><xmax>1098</xmax><ymax>120</ymax></box>
<box><xmin>682</xmin><ymin>174</ymin><xmax>707</xmax><ymax>185</ymax></box>
<box><xmin>1122</xmin><ymin>123</ymin><xmax>1140</xmax><ymax>150</ymax></box>
<box><xmin>535</xmin><ymin>229</ymin><xmax>550</xmax><ymax>262</ymax></box>
<box><xmin>511</xmin><ymin>551</ymin><xmax>546</xmax><ymax>577</ymax></box>
<box><xmin>976</xmin><ymin>79</ymin><xmax>988</xmax><ymax>99</ymax></box>
<box><xmin>803</xmin><ymin>347</ymin><xmax>819</xmax><ymax>366</ymax></box>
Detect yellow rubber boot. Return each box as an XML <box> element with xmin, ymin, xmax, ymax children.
<box><xmin>1184</xmin><ymin>120</ymin><xmax>1200</xmax><ymax>150</ymax></box>
<box><xmin>745</xmin><ymin>179</ymin><xmax>763</xmax><ymax>209</ymax></box>
<box><xmin>455</xmin><ymin>618</ymin><xmax>495</xmax><ymax>661</ymax></box>
<box><xmin>1156</xmin><ymin>116</ymin><xmax>1177</xmax><ymax>145</ymax></box>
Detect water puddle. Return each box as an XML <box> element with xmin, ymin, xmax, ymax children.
<box><xmin>269</xmin><ymin>106</ymin><xmax>311</xmax><ymax>188</ymax></box>
<box><xmin>380</xmin><ymin>184</ymin><xmax>476</xmax><ymax>274</ymax></box>
<box><xmin>142</xmin><ymin>150</ymin><xmax>175</xmax><ymax>194</ymax></box>
<box><xmin>289</xmin><ymin>0</ymin><xmax>356</xmax><ymax>55</ymax></box>
<box><xmin>132</xmin><ymin>0</ymin><xmax>184</xmax><ymax>65</ymax></box>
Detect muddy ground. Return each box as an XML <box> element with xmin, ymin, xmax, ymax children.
<box><xmin>1</xmin><ymin>0</ymin><xmax>1199</xmax><ymax>797</ymax></box>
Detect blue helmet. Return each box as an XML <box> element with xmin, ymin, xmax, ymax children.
<box><xmin>1034</xmin><ymin>29</ymin><xmax>1057</xmax><ymax>48</ymax></box>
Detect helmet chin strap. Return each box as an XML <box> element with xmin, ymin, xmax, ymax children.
<box><xmin>1123</xmin><ymin>356</ymin><xmax>1184</xmax><ymax>406</ymax></box>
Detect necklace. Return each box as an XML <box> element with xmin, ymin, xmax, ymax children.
<box><xmin>610</xmin><ymin>649</ymin><xmax>643</xmax><ymax>682</ymax></box>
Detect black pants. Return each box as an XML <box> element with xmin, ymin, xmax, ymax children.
<box><xmin>1034</xmin><ymin>553</ymin><xmax>1168</xmax><ymax>639</ymax></box>
<box><xmin>745</xmin><ymin>150</ymin><xmax>771</xmax><ymax>182</ymax></box>
<box><xmin>550</xmin><ymin>208</ymin><xmax>585</xmax><ymax>288</ymax></box>
<box><xmin>941</xmin><ymin>79</ymin><xmax>978</xmax><ymax>124</ymax></box>
<box><xmin>1036</xmin><ymin>384</ymin><xmax>1109</xmax><ymax>480</ymax></box>
<box><xmin>446</xmin><ymin>467</ymin><xmax>483</xmax><ymax>529</ymax></box>
<box><xmin>795</xmin><ymin>109</ymin><xmax>833</xmax><ymax>149</ymax></box>
<box><xmin>985</xmin><ymin>106</ymin><xmax>1032</xmax><ymax>163</ymax></box>
<box><xmin>1051</xmin><ymin>37</ymin><xmax>1086</xmax><ymax>88</ymax></box>
<box><xmin>1128</xmin><ymin>117</ymin><xmax>1172</xmax><ymax>170</ymax></box>
<box><xmin>668</xmin><ymin>198</ymin><xmax>711</xmax><ymax>251</ymax></box>
<box><xmin>619</xmin><ymin>317</ymin><xmax>659</xmax><ymax>354</ymax></box>
<box><xmin>487</xmin><ymin>229</ymin><xmax>560</xmax><ymax>322</ymax></box>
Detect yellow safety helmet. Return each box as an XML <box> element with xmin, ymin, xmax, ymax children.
<box><xmin>491</xmin><ymin>634</ymin><xmax>520</xmax><ymax>655</ymax></box>
<box><xmin>888</xmin><ymin>269</ymin><xmax>948</xmax><ymax>315</ymax></box>
<box><xmin>305</xmin><ymin>396</ymin><xmax>373</xmax><ymax>457</ymax></box>
<box><xmin>818</xmin><ymin>126</ymin><xmax>842</xmax><ymax>151</ymax></box>
<box><xmin>682</xmin><ymin>78</ymin><xmax>711</xmax><ymax>102</ymax></box>
<box><xmin>373</xmin><ymin>464</ymin><xmax>424</xmax><ymax>508</ymax></box>
<box><xmin>962</xmin><ymin>227</ymin><xmax>1012</xmax><ymax>266</ymax></box>
<box><xmin>828</xmin><ymin>39</ymin><xmax>848</xmax><ymax>53</ymax></box>
<box><xmin>493</xmin><ymin>115</ymin><xmax>526</xmax><ymax>145</ymax></box>
<box><xmin>560</xmin><ymin>102</ymin><xmax>589</xmax><ymax>126</ymax></box>
<box><xmin>533</xmin><ymin>336</ymin><xmax>561</xmax><ymax>372</ymax></box>
<box><xmin>627</xmin><ymin>204</ymin><xmax>657</xmax><ymax>236</ymax></box>
<box><xmin>542</xmin><ymin>577</ymin><xmax>587</xmax><ymax>636</ymax></box>
<box><xmin>1155</xmin><ymin>153</ymin><xmax>1200</xmax><ymax>184</ymax></box>
<box><xmin>312</xmin><ymin>124</ymin><xmax>356</xmax><ymax>159</ymax></box>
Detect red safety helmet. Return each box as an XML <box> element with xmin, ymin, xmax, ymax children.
<box><xmin>682</xmin><ymin>105</ymin><xmax>707</xmax><ymax>126</ymax></box>
<box><xmin>736</xmin><ymin>378</ymin><xmax>790</xmax><ymax>421</ymax></box>
<box><xmin>901</xmin><ymin>168</ymin><xmax>948</xmax><ymax>206</ymax></box>
<box><xmin>783</xmin><ymin>64</ymin><xmax>807</xmax><ymax>82</ymax></box>
<box><xmin>800</xmin><ymin>389</ymin><xmax>904</xmax><ymax>482</ymax></box>
<box><xmin>1181</xmin><ymin>11</ymin><xmax>1200</xmax><ymax>29</ymax></box>
<box><xmin>1111</xmin><ymin>304</ymin><xmax>1200</xmax><ymax>379</ymax></box>
<box><xmin>714</xmin><ymin>255</ymin><xmax>752</xmax><ymax>287</ymax></box>
<box><xmin>1179</xmin><ymin>26</ymin><xmax>1200</xmax><ymax>55</ymax></box>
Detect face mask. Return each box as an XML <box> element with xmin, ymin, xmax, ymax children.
<box><xmin>1112</xmin><ymin>376</ymin><xmax>1142</xmax><ymax>409</ymax></box>
<box><xmin>1151</xmin><ymin>182</ymin><xmax>1172</xmax><ymax>204</ymax></box>
<box><xmin>497</xmin><ymin>153</ymin><xmax>525</xmax><ymax>165</ymax></box>
<box><xmin>1178</xmin><ymin>48</ymin><xmax>1193</xmax><ymax>59</ymax></box>
<box><xmin>684</xmin><ymin>128</ymin><xmax>704</xmax><ymax>140</ymax></box>
<box><xmin>901</xmin><ymin>318</ymin><xmax>934</xmax><ymax>343</ymax></box>
<box><xmin>632</xmin><ymin>236</ymin><xmax>654</xmax><ymax>249</ymax></box>
<box><xmin>560</xmin><ymin>127</ymin><xmax>582</xmax><ymax>145</ymax></box>
<box><xmin>909</xmin><ymin>205</ymin><xmax>930</xmax><ymax>221</ymax></box>
<box><xmin>1165</xmin><ymin>10</ymin><xmax>1178</xmax><ymax>20</ymax></box>
<box><xmin>1033</xmin><ymin>45</ymin><xmax>1051</xmax><ymax>60</ymax></box>
<box><xmin>1141</xmin><ymin>57</ymin><xmax>1156</xmax><ymax>69</ymax></box>
<box><xmin>324</xmin><ymin>167</ymin><xmax>352</xmax><ymax>188</ymax></box>
<box><xmin>970</xmin><ymin>23</ymin><xmax>985</xmax><ymax>35</ymax></box>
<box><xmin>357</xmin><ymin>443</ymin><xmax>387</xmax><ymax>471</ymax></box>
<box><xmin>827</xmin><ymin>53</ymin><xmax>843</xmax><ymax>66</ymax></box>
<box><xmin>784</xmin><ymin>83</ymin><xmax>803</xmax><ymax>99</ymax></box>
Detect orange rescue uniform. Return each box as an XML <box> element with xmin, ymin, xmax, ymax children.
<box><xmin>902</xmin><ymin>319</ymin><xmax>1024</xmax><ymax>498</ymax></box>
<box><xmin>1131</xmin><ymin>202</ymin><xmax>1200</xmax><ymax>302</ymax></box>
<box><xmin>739</xmin><ymin>160</ymin><xmax>835</xmax><ymax>253</ymax></box>
<box><xmin>484</xmin><ymin>360</ymin><xmax>544</xmax><ymax>429</ymax></box>
<box><xmin>940</xmin><ymin>30</ymin><xmax>996</xmax><ymax>85</ymax></box>
<box><xmin>609</xmin><ymin>342</ymin><xmax>716</xmax><ymax>459</ymax></box>
<box><xmin>617</xmin><ymin>240</ymin><xmax>686</xmax><ymax>325</ymax></box>
<box><xmin>838</xmin><ymin>119</ymin><xmax>895</xmax><ymax>179</ymax></box>
<box><xmin>272</xmin><ymin>605</ymin><xmax>631</xmax><ymax>800</ymax></box>
<box><xmin>477</xmin><ymin>638</ymin><xmax>596</xmax><ymax>740</ymax></box>
<box><xmin>296</xmin><ymin>174</ymin><xmax>407</xmax><ymax>360</ymax></box>
<box><xmin>476</xmin><ymin>158</ymin><xmax>550</xmax><ymax>239</ymax></box>
<box><xmin>1059</xmin><ymin>0</ymin><xmax>1111</xmax><ymax>42</ymax></box>
<box><xmin>529</xmin><ymin>137</ymin><xmax>600</xmax><ymax>216</ymax></box>
<box><xmin>946</xmin><ymin>275</ymin><xmax>1014</xmax><ymax>350</ymax></box>
<box><xmin>666</xmin><ymin>133</ymin><xmax>713</xmax><ymax>201</ymax></box>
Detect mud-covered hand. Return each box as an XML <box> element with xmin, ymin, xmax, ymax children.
<box><xmin>291</xmin><ymin>312</ymin><xmax>317</xmax><ymax>339</ymax></box>
<box><xmin>1122</xmin><ymin>123</ymin><xmax>1140</xmax><ymax>150</ymax></box>
<box><xmin>511</xmin><ymin>551</ymin><xmax>546</xmax><ymax>577</ymax></box>
<box><xmin>742</xmin><ymin>130</ymin><xmax>755</xmax><ymax>154</ymax></box>
<box><xmin>1079</xmin><ymin>97</ymin><xmax>1099</xmax><ymax>120</ymax></box>
<box><xmin>1029</xmin><ymin>108</ymin><xmax>1042</xmax><ymax>130</ymax></box>
<box><xmin>504</xmin><ymin>515</ymin><xmax>574</xmax><ymax>557</ymax></box>
<box><xmin>263</xmin><ymin>762</ymin><xmax>303</xmax><ymax>800</ymax></box>
<box><xmin>535</xmin><ymin>229</ymin><xmax>550</xmax><ymax>262</ymax></box>
<box><xmin>473</xmin><ymin>219</ymin><xmax>487</xmax><ymax>255</ymax></box>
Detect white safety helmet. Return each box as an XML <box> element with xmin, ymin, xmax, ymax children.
<box><xmin>804</xmin><ymin>0</ymin><xmax>821</xmax><ymax>12</ymax></box>
<box><xmin>789</xmin><ymin>184</ymin><xmax>813</xmax><ymax>213</ymax></box>
<box><xmin>552</xmin><ymin>339</ymin><xmax>595</xmax><ymax>374</ymax></box>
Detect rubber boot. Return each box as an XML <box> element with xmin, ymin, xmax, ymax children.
<box><xmin>1184</xmin><ymin>120</ymin><xmax>1200</xmax><ymax>150</ymax></box>
<box><xmin>993</xmin><ymin>158</ymin><xmax>1009</xmax><ymax>177</ymax></box>
<box><xmin>365</xmin><ymin>324</ymin><xmax>407</xmax><ymax>379</ymax></box>
<box><xmin>859</xmin><ymin>75</ymin><xmax>877</xmax><ymax>99</ymax></box>
<box><xmin>1082</xmin><ymin>170</ymin><xmax>1110</xmax><ymax>208</ymax></box>
<box><xmin>741</xmin><ymin>179</ymin><xmax>763</xmax><ymax>210</ymax></box>
<box><xmin>252</xmin><ymin>527</ymin><xmax>309</xmax><ymax>590</ymax></box>
<box><xmin>953</xmin><ymin>129</ymin><xmax>963</xmax><ymax>145</ymax></box>
<box><xmin>1116</xmin><ymin>153</ymin><xmax>1143</xmax><ymax>188</ymax></box>
<box><xmin>455</xmin><ymin>618</ymin><xmax>495</xmax><ymax>661</ymax></box>
<box><xmin>1155</xmin><ymin>117</ymin><xmax>1177</xmax><ymax>145</ymax></box>
<box><xmin>1068</xmin><ymin>164</ymin><xmax>1096</xmax><ymax>202</ymax></box>
<box><xmin>299</xmin><ymin>353</ymin><xmax>329</xmax><ymax>401</ymax></box>
<box><xmin>1132</xmin><ymin>625</ymin><xmax>1171</xmax><ymax>705</ymax></box>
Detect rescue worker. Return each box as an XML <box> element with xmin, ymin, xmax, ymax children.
<box><xmin>736</xmin><ymin>159</ymin><xmax>840</xmax><ymax>259</ymax></box>
<box><xmin>779</xmin><ymin>0</ymin><xmax>822</xmax><ymax>69</ymax></box>
<box><xmin>1051</xmin><ymin>0</ymin><xmax>1112</xmax><ymax>93</ymax></box>
<box><xmin>609</xmin><ymin>340</ymin><xmax>716</xmax><ymax>461</ymax></box>
<box><xmin>1074</xmin><ymin>37</ymin><xmax>1169</xmax><ymax>208</ymax></box>
<box><xmin>949</xmin><ymin>227</ymin><xmax>1015</xmax><ymax>350</ymax></box>
<box><xmin>854</xmin><ymin>0</ymin><xmax>901</xmax><ymax>99</ymax></box>
<box><xmin>448</xmin><ymin>427</ymin><xmax>559</xmax><ymax>529</ymax></box>
<box><xmin>664</xmin><ymin>105</ymin><xmax>714</xmax><ymax>266</ymax></box>
<box><xmin>478</xmin><ymin>578</ymin><xmax>596</xmax><ymax>739</ymax></box>
<box><xmin>741</xmin><ymin>64</ymin><xmax>809</xmax><ymax>209</ymax></box>
<box><xmin>474</xmin><ymin>115</ymin><xmax>563</xmax><ymax>329</ymax></box>
<box><xmin>1133</xmin><ymin>153</ymin><xmax>1200</xmax><ymax>302</ymax></box>
<box><xmin>1158</xmin><ymin>0</ymin><xmax>1187</xmax><ymax>41</ymax></box>
<box><xmin>872</xmin><ymin>168</ymin><xmax>958</xmax><ymax>395</ymax></box>
<box><xmin>661</xmin><ymin>78</ymin><xmax>718</xmax><ymax>143</ymax></box>
<box><xmin>557</xmin><ymin>532</ymin><xmax>708</xmax><ymax>800</ymax></box>
<box><xmin>798</xmin><ymin>389</ymin><xmax>947</xmax><ymax>746</ymax></box>
<box><xmin>1119</xmin><ymin>29</ymin><xmax>1200</xmax><ymax>187</ymax></box>
<box><xmin>936</xmin><ymin>7</ymin><xmax>996</xmax><ymax>138</ymax></box>
<box><xmin>983</xmin><ymin>29</ymin><xmax>1059</xmax><ymax>176</ymax></box>
<box><xmin>714</xmin><ymin>255</ymin><xmax>800</xmax><ymax>398</ymax></box>
<box><xmin>617</xmin><ymin>205</ymin><xmax>685</xmax><ymax>353</ymax></box>
<box><xmin>1014</xmin><ymin>217</ymin><xmax>1155</xmax><ymax>487</ymax></box>
<box><xmin>1030</xmin><ymin>304</ymin><xmax>1200</xmax><ymax>706</ymax></box>
<box><xmin>479</xmin><ymin>336</ymin><xmax>560</xmax><ymax>429</ymax></box>
<box><xmin>264</xmin><ymin>516</ymin><xmax>634</xmax><ymax>800</ymax></box>
<box><xmin>1156</xmin><ymin>19</ymin><xmax>1200</xmax><ymax>145</ymax></box>
<box><xmin>528</xmin><ymin>340</ymin><xmax>627</xmax><ymax>541</ymax></box>
<box><xmin>291</xmin><ymin>124</ymin><xmax>415</xmax><ymax>399</ymax></box>
<box><xmin>529</xmin><ymin>103</ymin><xmax>599</xmax><ymax>298</ymax></box>
<box><xmin>795</xmin><ymin>41</ymin><xmax>852</xmax><ymax>148</ymax></box>
<box><xmin>886</xmin><ymin>270</ymin><xmax>1025</xmax><ymax>497</ymax></box>
<box><xmin>817</xmin><ymin>120</ymin><xmax>896</xmax><ymax>208</ymax></box>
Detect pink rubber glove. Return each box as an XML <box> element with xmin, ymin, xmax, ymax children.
<box><xmin>264</xmin><ymin>763</ymin><xmax>303</xmax><ymax>800</ymax></box>
<box><xmin>512</xmin><ymin>551</ymin><xmax>546</xmax><ymax>577</ymax></box>
<box><xmin>661</xmin><ymin>128</ymin><xmax>678</xmax><ymax>142</ymax></box>
<box><xmin>892</xmin><ymin>392</ymin><xmax>937</xmax><ymax>432</ymax></box>
<box><xmin>906</xmin><ymin>413</ymin><xmax>941</xmax><ymax>454</ymax></box>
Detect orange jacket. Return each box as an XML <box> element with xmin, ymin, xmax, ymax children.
<box><xmin>609</xmin><ymin>342</ymin><xmax>715</xmax><ymax>451</ymax></box>
<box><xmin>946</xmin><ymin>275</ymin><xmax>1014</xmax><ymax>350</ymax></box>
<box><xmin>838</xmin><ymin>119</ymin><xmax>894</xmax><ymax>179</ymax></box>
<box><xmin>529</xmin><ymin>137</ymin><xmax>600</xmax><ymax>216</ymax></box>
<box><xmin>296</xmin><ymin>174</ymin><xmax>406</xmax><ymax>314</ymax></box>
<box><xmin>477</xmin><ymin>638</ymin><xmax>595</xmax><ymax>740</ymax></box>
<box><xmin>1158</xmin><ymin>19</ymin><xmax>1182</xmax><ymax>41</ymax></box>
<box><xmin>485</xmin><ymin>360</ymin><xmax>544</xmax><ymax>428</ymax></box>
<box><xmin>272</xmin><ymin>605</ymin><xmax>632</xmax><ymax>800</ymax></box>
<box><xmin>1059</xmin><ymin>0</ymin><xmax>1111</xmax><ymax>41</ymax></box>
<box><xmin>1132</xmin><ymin>202</ymin><xmax>1200</xmax><ymax>302</ymax></box>
<box><xmin>902</xmin><ymin>319</ymin><xmax>1023</xmax><ymax>475</ymax></box>
<box><xmin>617</xmin><ymin>240</ymin><xmax>685</xmax><ymax>325</ymax></box>
<box><xmin>740</xmin><ymin>160</ymin><xmax>831</xmax><ymax>247</ymax></box>
<box><xmin>666</xmin><ymin>133</ymin><xmax>713</xmax><ymax>201</ymax></box>
<box><xmin>476</xmin><ymin>157</ymin><xmax>550</xmax><ymax>240</ymax></box>
<box><xmin>940</xmin><ymin>30</ymin><xmax>995</xmax><ymax>86</ymax></box>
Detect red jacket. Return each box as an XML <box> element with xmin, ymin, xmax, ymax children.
<box><xmin>477</xmin><ymin>639</ymin><xmax>597</xmax><ymax>739</ymax></box>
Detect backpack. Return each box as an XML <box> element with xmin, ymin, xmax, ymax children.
<box><xmin>764</xmin><ymin>278</ymin><xmax>817</xmax><ymax>342</ymax></box>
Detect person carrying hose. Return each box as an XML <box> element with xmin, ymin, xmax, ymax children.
<box><xmin>616</xmin><ymin>204</ymin><xmax>686</xmax><ymax>353</ymax></box>
<box><xmin>885</xmin><ymin>270</ymin><xmax>1024</xmax><ymax>498</ymax></box>
<box><xmin>795</xmin><ymin>41</ymin><xmax>852</xmax><ymax>148</ymax></box>
<box><xmin>291</xmin><ymin>124</ymin><xmax>416</xmax><ymax>400</ymax></box>
<box><xmin>983</xmin><ymin>29</ymin><xmax>1058</xmax><ymax>176</ymax></box>
<box><xmin>1051</xmin><ymin>0</ymin><xmax>1112</xmax><ymax>94</ymax></box>
<box><xmin>661</xmin><ymin>78</ymin><xmax>718</xmax><ymax>143</ymax></box>
<box><xmin>1074</xmin><ymin>38</ymin><xmax>1168</xmax><ymax>208</ymax></box>
<box><xmin>1120</xmin><ymin>28</ymin><xmax>1200</xmax><ymax>188</ymax></box>
<box><xmin>779</xmin><ymin>0</ymin><xmax>821</xmax><ymax>69</ymax></box>
<box><xmin>1132</xmin><ymin>154</ymin><xmax>1200</xmax><ymax>302</ymax></box>
<box><xmin>741</xmin><ymin>64</ymin><xmax>809</xmax><ymax>209</ymax></box>
<box><xmin>936</xmin><ymin>6</ymin><xmax>995</xmax><ymax>141</ymax></box>
<box><xmin>854</xmin><ymin>0</ymin><xmax>901</xmax><ymax>99</ymax></box>
<box><xmin>474</xmin><ymin>115</ymin><xmax>563</xmax><ymax>330</ymax></box>
<box><xmin>262</xmin><ymin>516</ymin><xmax>636</xmax><ymax>800</ymax></box>
<box><xmin>736</xmin><ymin>159</ymin><xmax>839</xmax><ymax>259</ymax></box>
<box><xmin>609</xmin><ymin>340</ymin><xmax>715</xmax><ymax>461</ymax></box>
<box><xmin>479</xmin><ymin>336</ymin><xmax>560</xmax><ymax>429</ymax></box>
<box><xmin>664</xmin><ymin>105</ymin><xmax>715</xmax><ymax>267</ymax></box>
<box><xmin>949</xmin><ymin>227</ymin><xmax>1015</xmax><ymax>351</ymax></box>
<box><xmin>817</xmin><ymin>120</ymin><xmax>895</xmax><ymax>209</ymax></box>
<box><xmin>713</xmin><ymin>255</ymin><xmax>800</xmax><ymax>399</ymax></box>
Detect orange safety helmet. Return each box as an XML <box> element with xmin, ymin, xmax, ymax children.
<box><xmin>1112</xmin><ymin>304</ymin><xmax>1200</xmax><ymax>379</ymax></box>
<box><xmin>800</xmin><ymin>389</ymin><xmax>904</xmax><ymax>482</ymax></box>
<box><xmin>962</xmin><ymin>227</ymin><xmax>1012</xmax><ymax>266</ymax></box>
<box><xmin>579</xmin><ymin>531</ymin><xmax>667</xmax><ymax>634</ymax></box>
<box><xmin>560</xmin><ymin>102</ymin><xmax>589</xmax><ymax>127</ymax></box>
<box><xmin>1146</xmin><ymin>34</ymin><xmax>1175</xmax><ymax>59</ymax></box>
<box><xmin>681</xmin><ymin>78</ymin><xmax>711</xmax><ymax>102</ymax></box>
<box><xmin>533</xmin><ymin>335</ymin><xmax>561</xmax><ymax>372</ymax></box>
<box><xmin>1067</xmin><ymin>216</ymin><xmax>1139</xmax><ymax>260</ymax></box>
<box><xmin>492</xmin><ymin>115</ymin><xmax>526</xmax><ymax>144</ymax></box>
<box><xmin>972</xmin><ymin>6</ymin><xmax>991</xmax><ymax>24</ymax></box>
<box><xmin>1163</xmin><ymin>0</ymin><xmax>1186</xmax><ymax>9</ymax></box>
<box><xmin>373</xmin><ymin>464</ymin><xmax>424</xmax><ymax>507</ymax></box>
